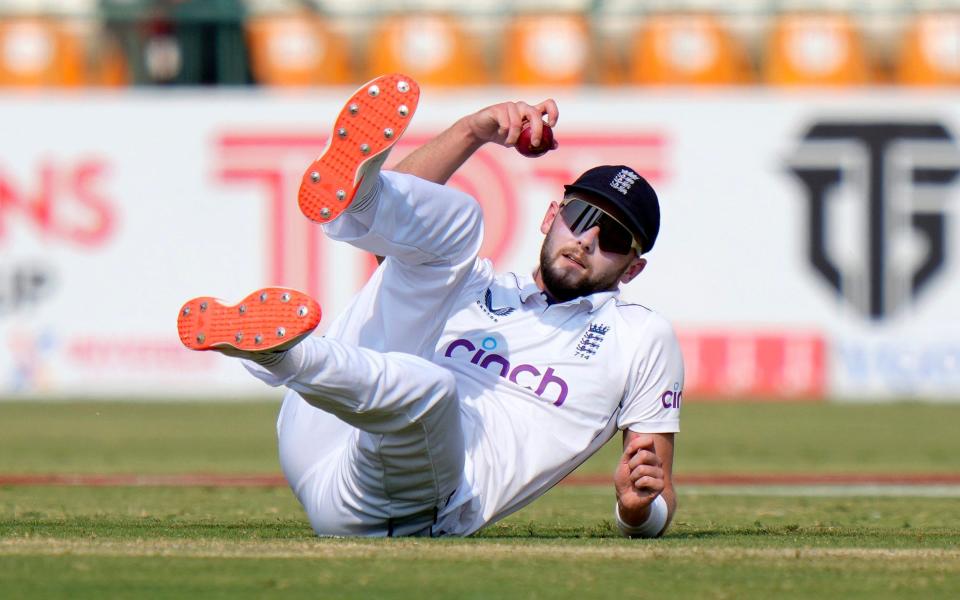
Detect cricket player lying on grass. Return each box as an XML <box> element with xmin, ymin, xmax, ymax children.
<box><xmin>178</xmin><ymin>74</ymin><xmax>684</xmax><ymax>538</ymax></box>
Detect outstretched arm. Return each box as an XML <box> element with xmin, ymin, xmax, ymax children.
<box><xmin>614</xmin><ymin>431</ymin><xmax>677</xmax><ymax>537</ymax></box>
<box><xmin>393</xmin><ymin>99</ymin><xmax>559</xmax><ymax>185</ymax></box>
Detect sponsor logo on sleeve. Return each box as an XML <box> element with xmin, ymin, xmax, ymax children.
<box><xmin>660</xmin><ymin>383</ymin><xmax>683</xmax><ymax>409</ymax></box>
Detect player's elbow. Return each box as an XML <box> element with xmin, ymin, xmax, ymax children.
<box><xmin>449</xmin><ymin>195</ymin><xmax>484</xmax><ymax>260</ymax></box>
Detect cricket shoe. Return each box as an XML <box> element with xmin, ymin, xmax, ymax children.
<box><xmin>298</xmin><ymin>73</ymin><xmax>420</xmax><ymax>223</ymax></box>
<box><xmin>177</xmin><ymin>287</ymin><xmax>321</xmax><ymax>364</ymax></box>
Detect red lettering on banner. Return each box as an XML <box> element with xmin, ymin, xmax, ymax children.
<box><xmin>678</xmin><ymin>331</ymin><xmax>826</xmax><ymax>400</ymax></box>
<box><xmin>0</xmin><ymin>159</ymin><xmax>115</xmax><ymax>247</ymax></box>
<box><xmin>213</xmin><ymin>133</ymin><xmax>523</xmax><ymax>301</ymax></box>
<box><xmin>67</xmin><ymin>337</ymin><xmax>217</xmax><ymax>370</ymax></box>
<box><xmin>216</xmin><ymin>168</ymin><xmax>300</xmax><ymax>289</ymax></box>
<box><xmin>70</xmin><ymin>161</ymin><xmax>115</xmax><ymax>246</ymax></box>
<box><xmin>214</xmin><ymin>136</ymin><xmax>326</xmax><ymax>301</ymax></box>
<box><xmin>213</xmin><ymin>129</ymin><xmax>667</xmax><ymax>303</ymax></box>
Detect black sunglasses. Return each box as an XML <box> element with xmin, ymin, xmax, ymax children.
<box><xmin>559</xmin><ymin>198</ymin><xmax>641</xmax><ymax>255</ymax></box>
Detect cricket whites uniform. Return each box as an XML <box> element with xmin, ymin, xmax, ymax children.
<box><xmin>244</xmin><ymin>171</ymin><xmax>684</xmax><ymax>537</ymax></box>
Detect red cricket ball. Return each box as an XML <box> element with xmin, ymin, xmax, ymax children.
<box><xmin>516</xmin><ymin>123</ymin><xmax>554</xmax><ymax>158</ymax></box>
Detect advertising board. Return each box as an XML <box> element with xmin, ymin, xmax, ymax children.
<box><xmin>2</xmin><ymin>90</ymin><xmax>958</xmax><ymax>400</ymax></box>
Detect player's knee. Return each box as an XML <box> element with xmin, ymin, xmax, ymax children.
<box><xmin>411</xmin><ymin>364</ymin><xmax>459</xmax><ymax>419</ymax></box>
<box><xmin>353</xmin><ymin>353</ymin><xmax>458</xmax><ymax>421</ymax></box>
<box><xmin>431</xmin><ymin>367</ymin><xmax>458</xmax><ymax>403</ymax></box>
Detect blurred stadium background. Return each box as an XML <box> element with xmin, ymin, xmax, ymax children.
<box><xmin>1</xmin><ymin>0</ymin><xmax>959</xmax><ymax>403</ymax></box>
<box><xmin>0</xmin><ymin>0</ymin><xmax>959</xmax><ymax>87</ymax></box>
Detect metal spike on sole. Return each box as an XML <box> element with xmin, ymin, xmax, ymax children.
<box><xmin>296</xmin><ymin>74</ymin><xmax>420</xmax><ymax>224</ymax></box>
<box><xmin>176</xmin><ymin>287</ymin><xmax>322</xmax><ymax>354</ymax></box>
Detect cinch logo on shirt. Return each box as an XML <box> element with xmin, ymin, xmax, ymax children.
<box><xmin>660</xmin><ymin>383</ymin><xmax>683</xmax><ymax>409</ymax></box>
<box><xmin>444</xmin><ymin>337</ymin><xmax>569</xmax><ymax>407</ymax></box>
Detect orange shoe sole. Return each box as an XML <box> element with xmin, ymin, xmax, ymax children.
<box><xmin>177</xmin><ymin>287</ymin><xmax>321</xmax><ymax>352</ymax></box>
<box><xmin>298</xmin><ymin>73</ymin><xmax>420</xmax><ymax>223</ymax></box>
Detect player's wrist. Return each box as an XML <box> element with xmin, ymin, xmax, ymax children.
<box><xmin>459</xmin><ymin>113</ymin><xmax>494</xmax><ymax>149</ymax></box>
<box><xmin>616</xmin><ymin>497</ymin><xmax>652</xmax><ymax>524</ymax></box>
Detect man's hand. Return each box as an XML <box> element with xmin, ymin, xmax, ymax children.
<box><xmin>393</xmin><ymin>99</ymin><xmax>559</xmax><ymax>185</ymax></box>
<box><xmin>614</xmin><ymin>433</ymin><xmax>665</xmax><ymax>515</ymax></box>
<box><xmin>464</xmin><ymin>100</ymin><xmax>560</xmax><ymax>152</ymax></box>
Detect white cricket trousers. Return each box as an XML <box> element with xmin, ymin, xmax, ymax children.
<box><xmin>243</xmin><ymin>172</ymin><xmax>483</xmax><ymax>537</ymax></box>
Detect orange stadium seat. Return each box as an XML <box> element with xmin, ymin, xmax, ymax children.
<box><xmin>246</xmin><ymin>13</ymin><xmax>352</xmax><ymax>86</ymax></box>
<box><xmin>502</xmin><ymin>14</ymin><xmax>592</xmax><ymax>86</ymax></box>
<box><xmin>366</xmin><ymin>14</ymin><xmax>487</xmax><ymax>86</ymax></box>
<box><xmin>93</xmin><ymin>41</ymin><xmax>130</xmax><ymax>87</ymax></box>
<box><xmin>896</xmin><ymin>13</ymin><xmax>960</xmax><ymax>86</ymax></box>
<box><xmin>764</xmin><ymin>13</ymin><xmax>874</xmax><ymax>86</ymax></box>
<box><xmin>629</xmin><ymin>13</ymin><xmax>752</xmax><ymax>85</ymax></box>
<box><xmin>84</xmin><ymin>29</ymin><xmax>130</xmax><ymax>87</ymax></box>
<box><xmin>0</xmin><ymin>18</ymin><xmax>87</xmax><ymax>87</ymax></box>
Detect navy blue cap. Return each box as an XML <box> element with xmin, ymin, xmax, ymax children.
<box><xmin>563</xmin><ymin>165</ymin><xmax>660</xmax><ymax>253</ymax></box>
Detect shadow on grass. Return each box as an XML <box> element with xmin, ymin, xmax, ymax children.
<box><xmin>475</xmin><ymin>520</ymin><xmax>958</xmax><ymax>546</ymax></box>
<box><xmin>475</xmin><ymin>521</ymin><xmax>621</xmax><ymax>539</ymax></box>
<box><xmin>4</xmin><ymin>518</ymin><xmax>954</xmax><ymax>548</ymax></box>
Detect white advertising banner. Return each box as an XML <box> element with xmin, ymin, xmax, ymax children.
<box><xmin>1</xmin><ymin>89</ymin><xmax>959</xmax><ymax>400</ymax></box>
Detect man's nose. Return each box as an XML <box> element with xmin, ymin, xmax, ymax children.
<box><xmin>575</xmin><ymin>225</ymin><xmax>601</xmax><ymax>252</ymax></box>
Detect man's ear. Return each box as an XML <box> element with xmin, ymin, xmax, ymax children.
<box><xmin>620</xmin><ymin>257</ymin><xmax>647</xmax><ymax>284</ymax></box>
<box><xmin>540</xmin><ymin>201</ymin><xmax>561</xmax><ymax>235</ymax></box>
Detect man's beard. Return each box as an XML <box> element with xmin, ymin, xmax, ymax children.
<box><xmin>538</xmin><ymin>240</ymin><xmax>623</xmax><ymax>303</ymax></box>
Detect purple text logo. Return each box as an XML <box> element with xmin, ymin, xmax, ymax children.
<box><xmin>660</xmin><ymin>383</ymin><xmax>683</xmax><ymax>409</ymax></box>
<box><xmin>444</xmin><ymin>337</ymin><xmax>568</xmax><ymax>406</ymax></box>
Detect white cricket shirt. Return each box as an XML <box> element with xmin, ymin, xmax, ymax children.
<box><xmin>434</xmin><ymin>259</ymin><xmax>684</xmax><ymax>536</ymax></box>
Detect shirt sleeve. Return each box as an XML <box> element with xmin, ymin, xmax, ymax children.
<box><xmin>322</xmin><ymin>171</ymin><xmax>483</xmax><ymax>267</ymax></box>
<box><xmin>617</xmin><ymin>312</ymin><xmax>684</xmax><ymax>434</ymax></box>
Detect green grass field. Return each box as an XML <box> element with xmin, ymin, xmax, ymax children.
<box><xmin>1</xmin><ymin>400</ymin><xmax>959</xmax><ymax>598</ymax></box>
